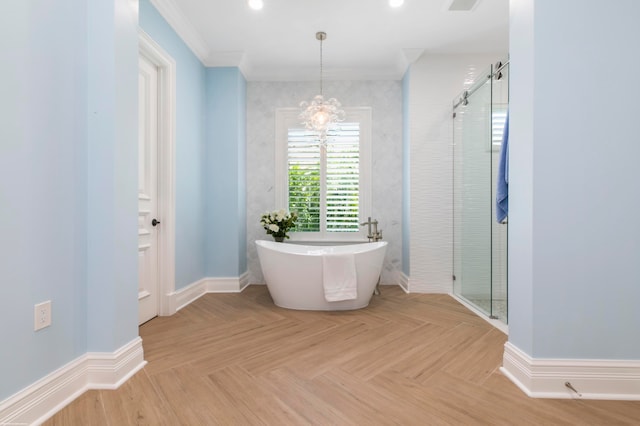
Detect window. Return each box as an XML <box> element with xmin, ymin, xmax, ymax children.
<box><xmin>492</xmin><ymin>106</ymin><xmax>508</xmax><ymax>148</ymax></box>
<box><xmin>276</xmin><ymin>107</ymin><xmax>372</xmax><ymax>241</ymax></box>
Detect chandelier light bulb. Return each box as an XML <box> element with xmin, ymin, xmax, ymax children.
<box><xmin>314</xmin><ymin>109</ymin><xmax>330</xmax><ymax>126</ymax></box>
<box><xmin>248</xmin><ymin>0</ymin><xmax>264</xmax><ymax>10</ymax></box>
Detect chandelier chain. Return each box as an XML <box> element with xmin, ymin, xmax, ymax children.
<box><xmin>319</xmin><ymin>35</ymin><xmax>323</xmax><ymax>96</ymax></box>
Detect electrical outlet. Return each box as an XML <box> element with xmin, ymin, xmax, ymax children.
<box><xmin>34</xmin><ymin>300</ymin><xmax>52</xmax><ymax>331</ymax></box>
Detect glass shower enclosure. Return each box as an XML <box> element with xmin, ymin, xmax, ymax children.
<box><xmin>452</xmin><ymin>62</ymin><xmax>509</xmax><ymax>325</ymax></box>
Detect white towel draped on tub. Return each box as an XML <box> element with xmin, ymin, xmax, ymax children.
<box><xmin>322</xmin><ymin>253</ymin><xmax>357</xmax><ymax>301</ymax></box>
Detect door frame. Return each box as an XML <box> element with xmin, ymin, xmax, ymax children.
<box><xmin>139</xmin><ymin>29</ymin><xmax>176</xmax><ymax>316</ymax></box>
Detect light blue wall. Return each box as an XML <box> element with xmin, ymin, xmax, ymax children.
<box><xmin>0</xmin><ymin>0</ymin><xmax>246</xmax><ymax>404</ymax></box>
<box><xmin>205</xmin><ymin>67</ymin><xmax>247</xmax><ymax>277</ymax></box>
<box><xmin>401</xmin><ymin>69</ymin><xmax>411</xmax><ymax>276</ymax></box>
<box><xmin>140</xmin><ymin>2</ymin><xmax>247</xmax><ymax>283</ymax></box>
<box><xmin>509</xmin><ymin>0</ymin><xmax>640</xmax><ymax>359</ymax></box>
<box><xmin>237</xmin><ymin>76</ymin><xmax>248</xmax><ymax>273</ymax></box>
<box><xmin>86</xmin><ymin>0</ymin><xmax>139</xmax><ymax>352</ymax></box>
<box><xmin>507</xmin><ymin>0</ymin><xmax>534</xmax><ymax>356</ymax></box>
<box><xmin>139</xmin><ymin>0</ymin><xmax>207</xmax><ymax>290</ymax></box>
<box><xmin>0</xmin><ymin>0</ymin><xmax>139</xmax><ymax>400</ymax></box>
<box><xmin>0</xmin><ymin>0</ymin><xmax>88</xmax><ymax>400</ymax></box>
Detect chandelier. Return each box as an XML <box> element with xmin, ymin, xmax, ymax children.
<box><xmin>299</xmin><ymin>31</ymin><xmax>345</xmax><ymax>144</ymax></box>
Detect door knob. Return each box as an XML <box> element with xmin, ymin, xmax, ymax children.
<box><xmin>152</xmin><ymin>218</ymin><xmax>160</xmax><ymax>227</ymax></box>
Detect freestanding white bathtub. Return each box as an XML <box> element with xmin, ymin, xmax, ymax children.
<box><xmin>255</xmin><ymin>240</ymin><xmax>387</xmax><ymax>311</ymax></box>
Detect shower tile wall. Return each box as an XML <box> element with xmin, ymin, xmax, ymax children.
<box><xmin>407</xmin><ymin>53</ymin><xmax>499</xmax><ymax>293</ymax></box>
<box><xmin>246</xmin><ymin>81</ymin><xmax>403</xmax><ymax>285</ymax></box>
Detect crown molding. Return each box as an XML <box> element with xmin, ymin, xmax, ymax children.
<box><xmin>149</xmin><ymin>0</ymin><xmax>210</xmax><ymax>64</ymax></box>
<box><xmin>204</xmin><ymin>51</ymin><xmax>246</xmax><ymax>68</ymax></box>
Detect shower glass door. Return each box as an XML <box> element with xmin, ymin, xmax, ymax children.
<box><xmin>453</xmin><ymin>63</ymin><xmax>509</xmax><ymax>324</ymax></box>
<box><xmin>491</xmin><ymin>63</ymin><xmax>509</xmax><ymax>322</ymax></box>
<box><xmin>453</xmin><ymin>67</ymin><xmax>493</xmax><ymax>317</ymax></box>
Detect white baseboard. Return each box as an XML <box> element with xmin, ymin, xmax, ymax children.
<box><xmin>173</xmin><ymin>278</ymin><xmax>209</xmax><ymax>311</ymax></box>
<box><xmin>0</xmin><ymin>337</ymin><xmax>146</xmax><ymax>426</ymax></box>
<box><xmin>501</xmin><ymin>342</ymin><xmax>640</xmax><ymax>400</ymax></box>
<box><xmin>207</xmin><ymin>271</ymin><xmax>250</xmax><ymax>293</ymax></box>
<box><xmin>398</xmin><ymin>272</ymin><xmax>410</xmax><ymax>293</ymax></box>
<box><xmin>172</xmin><ymin>272</ymin><xmax>250</xmax><ymax>312</ymax></box>
<box><xmin>86</xmin><ymin>338</ymin><xmax>147</xmax><ymax>389</ymax></box>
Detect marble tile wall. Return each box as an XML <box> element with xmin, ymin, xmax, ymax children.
<box><xmin>247</xmin><ymin>80</ymin><xmax>403</xmax><ymax>284</ymax></box>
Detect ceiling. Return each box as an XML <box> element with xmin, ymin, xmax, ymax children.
<box><xmin>150</xmin><ymin>0</ymin><xmax>509</xmax><ymax>81</ymax></box>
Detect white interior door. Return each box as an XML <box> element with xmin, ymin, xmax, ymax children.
<box><xmin>138</xmin><ymin>54</ymin><xmax>160</xmax><ymax>325</ymax></box>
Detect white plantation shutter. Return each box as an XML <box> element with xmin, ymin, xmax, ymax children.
<box><xmin>276</xmin><ymin>107</ymin><xmax>371</xmax><ymax>241</ymax></box>
<box><xmin>326</xmin><ymin>124</ymin><xmax>360</xmax><ymax>232</ymax></box>
<box><xmin>287</xmin><ymin>123</ymin><xmax>360</xmax><ymax>233</ymax></box>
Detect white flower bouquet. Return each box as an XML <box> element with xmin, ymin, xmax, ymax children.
<box><xmin>260</xmin><ymin>209</ymin><xmax>298</xmax><ymax>240</ymax></box>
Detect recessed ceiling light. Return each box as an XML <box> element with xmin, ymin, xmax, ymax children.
<box><xmin>389</xmin><ymin>0</ymin><xmax>404</xmax><ymax>7</ymax></box>
<box><xmin>248</xmin><ymin>0</ymin><xmax>264</xmax><ymax>10</ymax></box>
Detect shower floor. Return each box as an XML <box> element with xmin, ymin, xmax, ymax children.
<box><xmin>465</xmin><ymin>297</ymin><xmax>507</xmax><ymax>324</ymax></box>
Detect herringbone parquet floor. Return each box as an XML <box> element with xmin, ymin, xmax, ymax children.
<box><xmin>46</xmin><ymin>285</ymin><xmax>640</xmax><ymax>425</ymax></box>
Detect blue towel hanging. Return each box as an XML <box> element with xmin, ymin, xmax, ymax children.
<box><xmin>496</xmin><ymin>112</ymin><xmax>509</xmax><ymax>223</ymax></box>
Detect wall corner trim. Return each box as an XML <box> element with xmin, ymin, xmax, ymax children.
<box><xmin>501</xmin><ymin>342</ymin><xmax>640</xmax><ymax>401</ymax></box>
<box><xmin>0</xmin><ymin>338</ymin><xmax>146</xmax><ymax>425</ymax></box>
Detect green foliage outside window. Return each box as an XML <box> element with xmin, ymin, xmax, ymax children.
<box><xmin>288</xmin><ymin>164</ymin><xmax>320</xmax><ymax>232</ymax></box>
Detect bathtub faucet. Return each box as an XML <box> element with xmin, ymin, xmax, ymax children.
<box><xmin>360</xmin><ymin>217</ymin><xmax>383</xmax><ymax>242</ymax></box>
